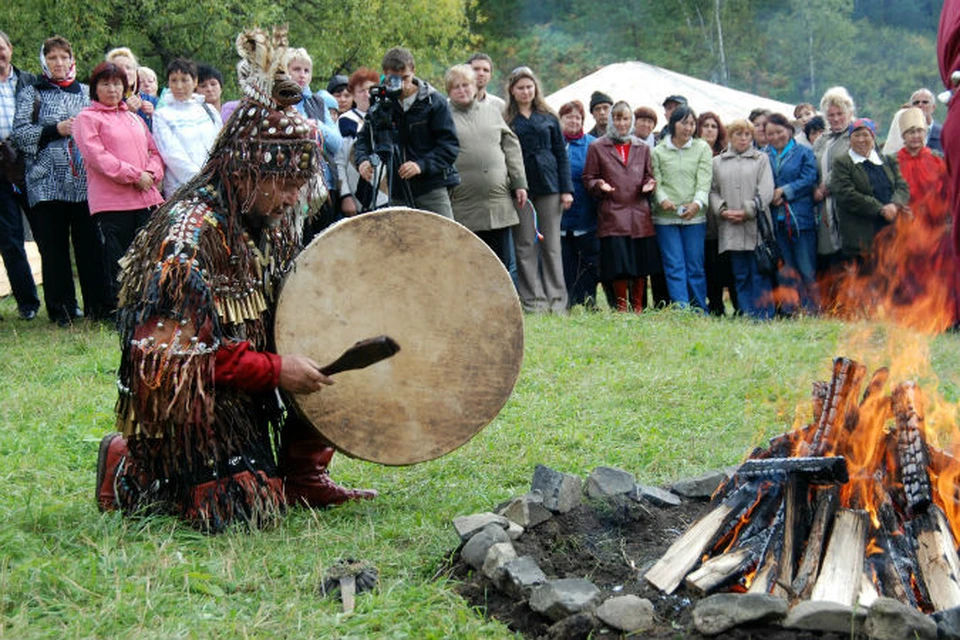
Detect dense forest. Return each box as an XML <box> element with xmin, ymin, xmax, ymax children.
<box><xmin>0</xmin><ymin>0</ymin><xmax>946</xmax><ymax>130</ymax></box>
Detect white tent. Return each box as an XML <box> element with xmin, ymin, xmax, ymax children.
<box><xmin>545</xmin><ymin>61</ymin><xmax>797</xmax><ymax>133</ymax></box>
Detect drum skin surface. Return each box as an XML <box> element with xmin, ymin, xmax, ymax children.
<box><xmin>275</xmin><ymin>208</ymin><xmax>524</xmax><ymax>465</ymax></box>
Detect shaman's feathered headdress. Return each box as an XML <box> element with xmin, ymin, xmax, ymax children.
<box><xmin>211</xmin><ymin>25</ymin><xmax>320</xmax><ymax>183</ymax></box>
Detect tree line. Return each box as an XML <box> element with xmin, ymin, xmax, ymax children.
<box><xmin>1</xmin><ymin>0</ymin><xmax>943</xmax><ymax>132</ymax></box>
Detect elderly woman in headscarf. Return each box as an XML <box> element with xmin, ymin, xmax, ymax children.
<box><xmin>830</xmin><ymin>117</ymin><xmax>910</xmax><ymax>272</ymax></box>
<box><xmin>12</xmin><ymin>35</ymin><xmax>110</xmax><ymax>325</ymax></box>
<box><xmin>709</xmin><ymin>119</ymin><xmax>775</xmax><ymax>319</ymax></box>
<box><xmin>446</xmin><ymin>64</ymin><xmax>527</xmax><ymax>269</ymax></box>
<box><xmin>582</xmin><ymin>101</ymin><xmax>659</xmax><ymax>312</ymax></box>
<box><xmin>896</xmin><ymin>107</ymin><xmax>948</xmax><ymax>216</ymax></box>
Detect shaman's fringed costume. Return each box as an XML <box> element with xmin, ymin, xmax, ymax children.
<box><xmin>97</xmin><ymin>27</ymin><xmax>372</xmax><ymax>532</ymax></box>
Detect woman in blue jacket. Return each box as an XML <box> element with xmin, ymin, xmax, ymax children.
<box><xmin>558</xmin><ymin>100</ymin><xmax>599</xmax><ymax>308</ymax></box>
<box><xmin>765</xmin><ymin>113</ymin><xmax>820</xmax><ymax>315</ymax></box>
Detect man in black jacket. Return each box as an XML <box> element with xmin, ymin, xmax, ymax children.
<box><xmin>0</xmin><ymin>30</ymin><xmax>39</xmax><ymax>321</ymax></box>
<box><xmin>355</xmin><ymin>47</ymin><xmax>459</xmax><ymax>216</ymax></box>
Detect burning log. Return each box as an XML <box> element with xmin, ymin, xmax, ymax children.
<box><xmin>791</xmin><ymin>486</ymin><xmax>840</xmax><ymax>600</ymax></box>
<box><xmin>807</xmin><ymin>358</ymin><xmax>866</xmax><ymax>457</ymax></box>
<box><xmin>735</xmin><ymin>456</ymin><xmax>849</xmax><ymax>485</ymax></box>
<box><xmin>914</xmin><ymin>505</ymin><xmax>960</xmax><ymax>611</ymax></box>
<box><xmin>747</xmin><ymin>516</ymin><xmax>784</xmax><ymax>596</ymax></box>
<box><xmin>893</xmin><ymin>382</ymin><xmax>932</xmax><ymax>516</ymax></box>
<box><xmin>871</xmin><ymin>500</ymin><xmax>917</xmax><ymax>607</ymax></box>
<box><xmin>645</xmin><ymin>484</ymin><xmax>758</xmax><ymax>594</ymax></box>
<box><xmin>776</xmin><ymin>478</ymin><xmax>801</xmax><ymax>594</ymax></box>
<box><xmin>810</xmin><ymin>509</ymin><xmax>868</xmax><ymax>606</ymax></box>
<box><xmin>685</xmin><ymin>528</ymin><xmax>773</xmax><ymax>595</ymax></box>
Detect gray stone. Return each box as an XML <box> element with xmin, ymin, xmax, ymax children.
<box><xmin>505</xmin><ymin>520</ymin><xmax>524</xmax><ymax>540</ymax></box>
<box><xmin>452</xmin><ymin>512</ymin><xmax>509</xmax><ymax>540</ymax></box>
<box><xmin>864</xmin><ymin>597</ymin><xmax>937</xmax><ymax>640</ymax></box>
<box><xmin>531</xmin><ymin>464</ymin><xmax>583</xmax><ymax>513</ymax></box>
<box><xmin>596</xmin><ymin>594</ymin><xmax>655</xmax><ymax>633</ymax></box>
<box><xmin>460</xmin><ymin>523</ymin><xmax>509</xmax><ymax>570</ymax></box>
<box><xmin>670</xmin><ymin>470</ymin><xmax>730</xmax><ymax>499</ymax></box>
<box><xmin>499</xmin><ymin>492</ymin><xmax>553</xmax><ymax>528</ymax></box>
<box><xmin>544</xmin><ymin>612</ymin><xmax>597</xmax><ymax>640</ymax></box>
<box><xmin>633</xmin><ymin>483</ymin><xmax>682</xmax><ymax>508</ymax></box>
<box><xmin>585</xmin><ymin>466</ymin><xmax>636</xmax><ymax>498</ymax></box>
<box><xmin>481</xmin><ymin>541</ymin><xmax>517</xmax><ymax>582</ymax></box>
<box><xmin>692</xmin><ymin>593</ymin><xmax>788</xmax><ymax>635</ymax></box>
<box><xmin>529</xmin><ymin>578</ymin><xmax>603</xmax><ymax>622</ymax></box>
<box><xmin>501</xmin><ymin>555</ymin><xmax>547</xmax><ymax>598</ymax></box>
<box><xmin>783</xmin><ymin>600</ymin><xmax>866</xmax><ymax>635</ymax></box>
<box><xmin>932</xmin><ymin>605</ymin><xmax>960</xmax><ymax>639</ymax></box>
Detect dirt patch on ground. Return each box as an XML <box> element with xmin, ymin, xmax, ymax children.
<box><xmin>447</xmin><ymin>495</ymin><xmax>843</xmax><ymax>639</ymax></box>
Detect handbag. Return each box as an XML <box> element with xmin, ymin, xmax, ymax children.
<box><xmin>0</xmin><ymin>139</ymin><xmax>26</xmax><ymax>190</ymax></box>
<box><xmin>753</xmin><ymin>194</ymin><xmax>783</xmax><ymax>275</ymax></box>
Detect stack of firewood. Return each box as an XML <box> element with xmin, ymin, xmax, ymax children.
<box><xmin>645</xmin><ymin>357</ymin><xmax>960</xmax><ymax>614</ymax></box>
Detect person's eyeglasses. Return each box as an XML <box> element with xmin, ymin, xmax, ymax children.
<box><xmin>912</xmin><ymin>99</ymin><xmax>931</xmax><ymax>105</ymax></box>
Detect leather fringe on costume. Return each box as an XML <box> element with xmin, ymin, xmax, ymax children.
<box><xmin>114</xmin><ymin>178</ymin><xmax>301</xmax><ymax>533</ymax></box>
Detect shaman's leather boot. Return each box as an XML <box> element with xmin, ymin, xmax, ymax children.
<box><xmin>279</xmin><ymin>422</ymin><xmax>377</xmax><ymax>507</ymax></box>
<box><xmin>96</xmin><ymin>432</ymin><xmax>129</xmax><ymax>512</ymax></box>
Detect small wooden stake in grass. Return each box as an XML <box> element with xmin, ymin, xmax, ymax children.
<box><xmin>340</xmin><ymin>574</ymin><xmax>356</xmax><ymax>614</ymax></box>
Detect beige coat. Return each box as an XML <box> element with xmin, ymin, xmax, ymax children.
<box><xmin>449</xmin><ymin>99</ymin><xmax>527</xmax><ymax>231</ymax></box>
<box><xmin>709</xmin><ymin>147</ymin><xmax>775</xmax><ymax>253</ymax></box>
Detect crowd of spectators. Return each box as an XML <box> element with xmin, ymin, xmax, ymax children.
<box><xmin>0</xmin><ymin>30</ymin><xmax>953</xmax><ymax>325</ymax></box>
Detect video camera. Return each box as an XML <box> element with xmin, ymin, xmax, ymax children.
<box><xmin>366</xmin><ymin>74</ymin><xmax>404</xmax><ymax>158</ymax></box>
<box><xmin>367</xmin><ymin>74</ymin><xmax>403</xmax><ymax>130</ymax></box>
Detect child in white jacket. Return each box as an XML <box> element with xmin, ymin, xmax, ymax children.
<box><xmin>152</xmin><ymin>58</ymin><xmax>221</xmax><ymax>198</ymax></box>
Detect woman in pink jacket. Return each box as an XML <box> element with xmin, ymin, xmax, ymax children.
<box><xmin>74</xmin><ymin>62</ymin><xmax>164</xmax><ymax>312</ymax></box>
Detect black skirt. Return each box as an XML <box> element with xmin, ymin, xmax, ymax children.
<box><xmin>599</xmin><ymin>235</ymin><xmax>662</xmax><ymax>280</ymax></box>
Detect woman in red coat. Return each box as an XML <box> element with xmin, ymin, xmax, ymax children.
<box><xmin>582</xmin><ymin>101</ymin><xmax>659</xmax><ymax>311</ymax></box>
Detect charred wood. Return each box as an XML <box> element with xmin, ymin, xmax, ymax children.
<box><xmin>685</xmin><ymin>527</ymin><xmax>773</xmax><ymax>596</ymax></box>
<box><xmin>735</xmin><ymin>456</ymin><xmax>849</xmax><ymax>485</ymax></box>
<box><xmin>645</xmin><ymin>484</ymin><xmax>759</xmax><ymax>594</ymax></box>
<box><xmin>791</xmin><ymin>486</ymin><xmax>839</xmax><ymax>600</ymax></box>
<box><xmin>873</xmin><ymin>500</ymin><xmax>919</xmax><ymax>608</ymax></box>
<box><xmin>808</xmin><ymin>358</ymin><xmax>866</xmax><ymax>457</ymax></box>
<box><xmin>747</xmin><ymin>512</ymin><xmax>785</xmax><ymax>596</ymax></box>
<box><xmin>893</xmin><ymin>382</ymin><xmax>933</xmax><ymax>516</ymax></box>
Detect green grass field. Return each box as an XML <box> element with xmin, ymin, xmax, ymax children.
<box><xmin>2</xmin><ymin>293</ymin><xmax>959</xmax><ymax>639</ymax></box>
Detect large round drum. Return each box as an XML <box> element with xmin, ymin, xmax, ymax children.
<box><xmin>274</xmin><ymin>208</ymin><xmax>525</xmax><ymax>465</ymax></box>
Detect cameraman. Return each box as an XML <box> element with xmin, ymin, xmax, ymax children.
<box><xmin>355</xmin><ymin>47</ymin><xmax>460</xmax><ymax>216</ymax></box>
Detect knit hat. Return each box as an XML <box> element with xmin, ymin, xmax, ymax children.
<box><xmin>326</xmin><ymin>74</ymin><xmax>349</xmax><ymax>94</ymax></box>
<box><xmin>898</xmin><ymin>107</ymin><xmax>927</xmax><ymax>136</ymax></box>
<box><xmin>589</xmin><ymin>90</ymin><xmax>613</xmax><ymax>112</ymax></box>
<box><xmin>849</xmin><ymin>117</ymin><xmax>876</xmax><ymax>137</ymax></box>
